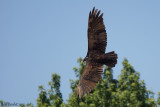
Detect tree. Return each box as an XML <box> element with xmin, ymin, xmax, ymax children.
<box><xmin>36</xmin><ymin>73</ymin><xmax>63</xmax><ymax>107</ymax></box>
<box><xmin>157</xmin><ymin>92</ymin><xmax>160</xmax><ymax>107</ymax></box>
<box><xmin>63</xmin><ymin>57</ymin><xmax>158</xmax><ymax>107</ymax></box>
<box><xmin>116</xmin><ymin>58</ymin><xmax>156</xmax><ymax>107</ymax></box>
<box><xmin>1</xmin><ymin>58</ymin><xmax>160</xmax><ymax>107</ymax></box>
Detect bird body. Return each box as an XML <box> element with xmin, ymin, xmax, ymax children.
<box><xmin>76</xmin><ymin>7</ymin><xmax>118</xmax><ymax>98</ymax></box>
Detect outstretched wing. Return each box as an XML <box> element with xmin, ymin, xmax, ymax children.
<box><xmin>75</xmin><ymin>62</ymin><xmax>103</xmax><ymax>98</ymax></box>
<box><xmin>87</xmin><ymin>7</ymin><xmax>107</xmax><ymax>55</ymax></box>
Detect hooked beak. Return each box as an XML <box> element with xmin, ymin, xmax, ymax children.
<box><xmin>81</xmin><ymin>59</ymin><xmax>85</xmax><ymax>63</ymax></box>
<box><xmin>82</xmin><ymin>57</ymin><xmax>87</xmax><ymax>63</ymax></box>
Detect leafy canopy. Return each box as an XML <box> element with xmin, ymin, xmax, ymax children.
<box><xmin>1</xmin><ymin>58</ymin><xmax>160</xmax><ymax>107</ymax></box>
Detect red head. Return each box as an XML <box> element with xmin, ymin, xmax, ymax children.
<box><xmin>82</xmin><ymin>57</ymin><xmax>88</xmax><ymax>62</ymax></box>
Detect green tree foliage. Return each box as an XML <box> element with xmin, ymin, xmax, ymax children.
<box><xmin>157</xmin><ymin>92</ymin><xmax>160</xmax><ymax>107</ymax></box>
<box><xmin>62</xmin><ymin>58</ymin><xmax>158</xmax><ymax>107</ymax></box>
<box><xmin>36</xmin><ymin>73</ymin><xmax>63</xmax><ymax>107</ymax></box>
<box><xmin>1</xmin><ymin>58</ymin><xmax>160</xmax><ymax>107</ymax></box>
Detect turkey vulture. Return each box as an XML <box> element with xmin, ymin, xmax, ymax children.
<box><xmin>75</xmin><ymin>7</ymin><xmax>118</xmax><ymax>98</ymax></box>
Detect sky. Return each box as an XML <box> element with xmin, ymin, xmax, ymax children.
<box><xmin>0</xmin><ymin>0</ymin><xmax>160</xmax><ymax>105</ymax></box>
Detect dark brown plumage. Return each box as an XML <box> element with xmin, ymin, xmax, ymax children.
<box><xmin>75</xmin><ymin>7</ymin><xmax>118</xmax><ymax>98</ymax></box>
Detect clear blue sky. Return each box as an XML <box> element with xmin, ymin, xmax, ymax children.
<box><xmin>0</xmin><ymin>0</ymin><xmax>160</xmax><ymax>105</ymax></box>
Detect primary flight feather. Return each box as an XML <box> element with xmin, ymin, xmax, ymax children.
<box><xmin>76</xmin><ymin>7</ymin><xmax>118</xmax><ymax>98</ymax></box>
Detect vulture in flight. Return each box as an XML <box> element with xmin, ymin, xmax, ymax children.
<box><xmin>75</xmin><ymin>7</ymin><xmax>118</xmax><ymax>98</ymax></box>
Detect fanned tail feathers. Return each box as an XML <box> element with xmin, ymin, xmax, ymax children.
<box><xmin>105</xmin><ymin>51</ymin><xmax>118</xmax><ymax>67</ymax></box>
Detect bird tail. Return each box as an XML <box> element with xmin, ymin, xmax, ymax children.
<box><xmin>99</xmin><ymin>51</ymin><xmax>118</xmax><ymax>67</ymax></box>
<box><xmin>105</xmin><ymin>51</ymin><xmax>118</xmax><ymax>67</ymax></box>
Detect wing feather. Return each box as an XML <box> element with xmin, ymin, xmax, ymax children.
<box><xmin>87</xmin><ymin>7</ymin><xmax>107</xmax><ymax>54</ymax></box>
<box><xmin>75</xmin><ymin>62</ymin><xmax>103</xmax><ymax>98</ymax></box>
<box><xmin>76</xmin><ymin>7</ymin><xmax>108</xmax><ymax>98</ymax></box>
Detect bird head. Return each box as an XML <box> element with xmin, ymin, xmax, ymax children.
<box><xmin>82</xmin><ymin>57</ymin><xmax>88</xmax><ymax>62</ymax></box>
